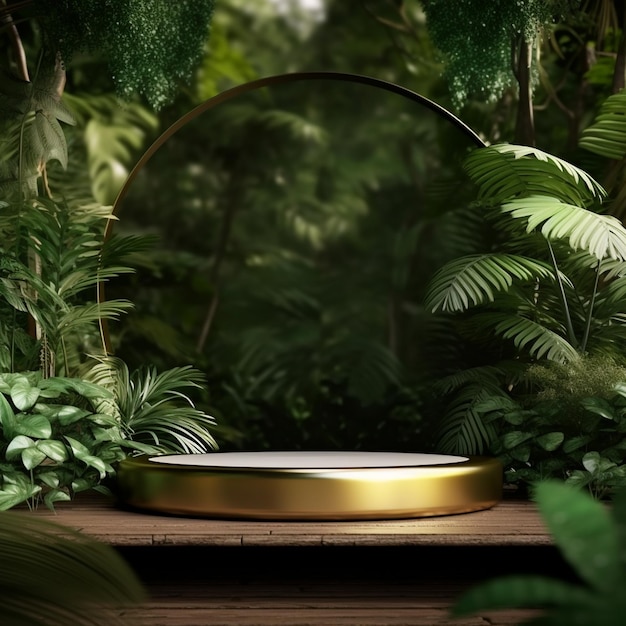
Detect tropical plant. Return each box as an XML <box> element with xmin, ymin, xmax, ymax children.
<box><xmin>474</xmin><ymin>355</ymin><xmax>626</xmax><ymax>497</ymax></box>
<box><xmin>424</xmin><ymin>143</ymin><xmax>626</xmax><ymax>456</ymax></box>
<box><xmin>0</xmin><ymin>0</ymin><xmax>220</xmax><ymax>509</ymax></box>
<box><xmin>0</xmin><ymin>371</ymin><xmax>128</xmax><ymax>510</ymax></box>
<box><xmin>0</xmin><ymin>511</ymin><xmax>144</xmax><ymax>626</ymax></box>
<box><xmin>453</xmin><ymin>480</ymin><xmax>626</xmax><ymax>625</ymax></box>
<box><xmin>87</xmin><ymin>357</ymin><xmax>217</xmax><ymax>454</ymax></box>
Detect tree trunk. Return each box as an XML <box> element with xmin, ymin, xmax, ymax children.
<box><xmin>612</xmin><ymin>1</ymin><xmax>626</xmax><ymax>93</ymax></box>
<box><xmin>514</xmin><ymin>37</ymin><xmax>535</xmax><ymax>146</ymax></box>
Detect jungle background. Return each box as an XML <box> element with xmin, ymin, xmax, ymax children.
<box><xmin>9</xmin><ymin>0</ymin><xmax>626</xmax><ymax>466</ymax></box>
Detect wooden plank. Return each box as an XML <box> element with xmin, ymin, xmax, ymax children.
<box><xmin>116</xmin><ymin>582</ymin><xmax>541</xmax><ymax>626</ymax></box>
<box><xmin>15</xmin><ymin>496</ymin><xmax>550</xmax><ymax>547</ymax></box>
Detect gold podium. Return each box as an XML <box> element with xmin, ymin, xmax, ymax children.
<box><xmin>117</xmin><ymin>451</ymin><xmax>502</xmax><ymax>520</ymax></box>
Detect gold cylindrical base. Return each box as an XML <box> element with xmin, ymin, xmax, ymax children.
<box><xmin>117</xmin><ymin>452</ymin><xmax>502</xmax><ymax>520</ymax></box>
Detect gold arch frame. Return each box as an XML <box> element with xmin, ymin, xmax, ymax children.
<box><xmin>101</xmin><ymin>71</ymin><xmax>486</xmax><ymax>350</ymax></box>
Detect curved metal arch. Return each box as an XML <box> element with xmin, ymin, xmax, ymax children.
<box><xmin>110</xmin><ymin>71</ymin><xmax>485</xmax><ymax>223</ymax></box>
<box><xmin>101</xmin><ymin>71</ymin><xmax>486</xmax><ymax>351</ymax></box>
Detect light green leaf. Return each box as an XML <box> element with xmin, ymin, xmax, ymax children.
<box><xmin>21</xmin><ymin>446</ymin><xmax>47</xmax><ymax>469</ymax></box>
<box><xmin>10</xmin><ymin>380</ymin><xmax>41</xmax><ymax>411</ymax></box>
<box><xmin>0</xmin><ymin>483</ymin><xmax>40</xmax><ymax>510</ymax></box>
<box><xmin>64</xmin><ymin>435</ymin><xmax>91</xmax><ymax>459</ymax></box>
<box><xmin>36</xmin><ymin>439</ymin><xmax>68</xmax><ymax>462</ymax></box>
<box><xmin>6</xmin><ymin>435</ymin><xmax>35</xmax><ymax>460</ymax></box>
<box><xmin>49</xmin><ymin>405</ymin><xmax>91</xmax><ymax>425</ymax></box>
<box><xmin>502</xmin><ymin>196</ymin><xmax>626</xmax><ymax>261</ymax></box>
<box><xmin>15</xmin><ymin>414</ymin><xmax>52</xmax><ymax>439</ymax></box>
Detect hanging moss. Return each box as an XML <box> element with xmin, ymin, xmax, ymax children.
<box><xmin>420</xmin><ymin>0</ymin><xmax>578</xmax><ymax>107</ymax></box>
<box><xmin>36</xmin><ymin>0</ymin><xmax>215</xmax><ymax>109</ymax></box>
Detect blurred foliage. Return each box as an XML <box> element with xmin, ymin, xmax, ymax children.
<box><xmin>5</xmin><ymin>0</ymin><xmax>626</xmax><ymax>471</ymax></box>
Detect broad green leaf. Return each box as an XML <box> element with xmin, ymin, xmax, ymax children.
<box><xmin>64</xmin><ymin>435</ymin><xmax>91</xmax><ymax>459</ymax></box>
<box><xmin>81</xmin><ymin>455</ymin><xmax>112</xmax><ymax>479</ymax></box>
<box><xmin>15</xmin><ymin>414</ymin><xmax>52</xmax><ymax>439</ymax></box>
<box><xmin>49</xmin><ymin>405</ymin><xmax>91</xmax><ymax>425</ymax></box>
<box><xmin>0</xmin><ymin>483</ymin><xmax>40</xmax><ymax>510</ymax></box>
<box><xmin>536</xmin><ymin>431</ymin><xmax>564</xmax><ymax>451</ymax></box>
<box><xmin>21</xmin><ymin>446</ymin><xmax>47</xmax><ymax>469</ymax></box>
<box><xmin>534</xmin><ymin>480</ymin><xmax>623</xmax><ymax>592</ymax></box>
<box><xmin>37</xmin><ymin>471</ymin><xmax>60</xmax><ymax>488</ymax></box>
<box><xmin>452</xmin><ymin>575</ymin><xmax>594</xmax><ymax>616</ymax></box>
<box><xmin>503</xmin><ymin>430</ymin><xmax>532</xmax><ymax>449</ymax></box>
<box><xmin>563</xmin><ymin>435</ymin><xmax>590</xmax><ymax>454</ymax></box>
<box><xmin>10</xmin><ymin>380</ymin><xmax>40</xmax><ymax>411</ymax></box>
<box><xmin>0</xmin><ymin>393</ymin><xmax>17</xmax><ymax>437</ymax></box>
<box><xmin>581</xmin><ymin>397</ymin><xmax>616</xmax><ymax>420</ymax></box>
<box><xmin>36</xmin><ymin>439</ymin><xmax>68</xmax><ymax>462</ymax></box>
<box><xmin>5</xmin><ymin>435</ymin><xmax>35</xmax><ymax>460</ymax></box>
<box><xmin>582</xmin><ymin>451</ymin><xmax>602</xmax><ymax>474</ymax></box>
<box><xmin>44</xmin><ymin>489</ymin><xmax>71</xmax><ymax>510</ymax></box>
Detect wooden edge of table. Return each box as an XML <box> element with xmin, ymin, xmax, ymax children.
<box><xmin>10</xmin><ymin>495</ymin><xmax>551</xmax><ymax>548</ymax></box>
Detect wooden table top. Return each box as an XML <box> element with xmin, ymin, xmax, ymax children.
<box><xmin>15</xmin><ymin>495</ymin><xmax>550</xmax><ymax>547</ymax></box>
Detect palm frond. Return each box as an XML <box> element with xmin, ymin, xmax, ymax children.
<box><xmin>0</xmin><ymin>512</ymin><xmax>144</xmax><ymax>626</ymax></box>
<box><xmin>436</xmin><ymin>384</ymin><xmax>501</xmax><ymax>455</ymax></box>
<box><xmin>425</xmin><ymin>253</ymin><xmax>556</xmax><ymax>313</ymax></box>
<box><xmin>465</xmin><ymin>144</ymin><xmax>606</xmax><ymax>205</ymax></box>
<box><xmin>502</xmin><ymin>195</ymin><xmax>626</xmax><ymax>261</ymax></box>
<box><xmin>482</xmin><ymin>312</ymin><xmax>579</xmax><ymax>363</ymax></box>
<box><xmin>579</xmin><ymin>90</ymin><xmax>626</xmax><ymax>160</ymax></box>
<box><xmin>86</xmin><ymin>357</ymin><xmax>217</xmax><ymax>454</ymax></box>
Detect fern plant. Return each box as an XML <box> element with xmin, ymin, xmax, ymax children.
<box><xmin>424</xmin><ymin>144</ymin><xmax>626</xmax><ymax>455</ymax></box>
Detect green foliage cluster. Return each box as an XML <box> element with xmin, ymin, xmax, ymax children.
<box><xmin>420</xmin><ymin>0</ymin><xmax>571</xmax><ymax>106</ymax></box>
<box><xmin>0</xmin><ymin>372</ymin><xmax>127</xmax><ymax>509</ymax></box>
<box><xmin>476</xmin><ymin>356</ymin><xmax>626</xmax><ymax>497</ymax></box>
<box><xmin>0</xmin><ymin>0</ymin><xmax>219</xmax><ymax>510</ymax></box>
<box><xmin>454</xmin><ymin>480</ymin><xmax>626</xmax><ymax>625</ymax></box>
<box><xmin>36</xmin><ymin>0</ymin><xmax>216</xmax><ymax>109</ymax></box>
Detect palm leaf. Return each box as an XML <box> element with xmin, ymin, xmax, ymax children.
<box><xmin>502</xmin><ymin>195</ymin><xmax>626</xmax><ymax>261</ymax></box>
<box><xmin>0</xmin><ymin>512</ymin><xmax>144</xmax><ymax>626</ymax></box>
<box><xmin>480</xmin><ymin>313</ymin><xmax>579</xmax><ymax>363</ymax></box>
<box><xmin>465</xmin><ymin>144</ymin><xmax>606</xmax><ymax>205</ymax></box>
<box><xmin>425</xmin><ymin>253</ymin><xmax>555</xmax><ymax>313</ymax></box>
<box><xmin>579</xmin><ymin>90</ymin><xmax>626</xmax><ymax>160</ymax></box>
<box><xmin>436</xmin><ymin>385</ymin><xmax>500</xmax><ymax>455</ymax></box>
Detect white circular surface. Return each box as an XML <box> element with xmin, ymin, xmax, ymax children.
<box><xmin>149</xmin><ymin>451</ymin><xmax>469</xmax><ymax>469</ymax></box>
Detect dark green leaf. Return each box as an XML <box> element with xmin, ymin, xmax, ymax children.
<box><xmin>534</xmin><ymin>481</ymin><xmax>623</xmax><ymax>592</ymax></box>
<box><xmin>536</xmin><ymin>431</ymin><xmax>564</xmax><ymax>452</ymax></box>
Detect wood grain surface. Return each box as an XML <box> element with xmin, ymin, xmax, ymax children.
<box><xmin>13</xmin><ymin>496</ymin><xmax>556</xmax><ymax>625</ymax></box>
<box><xmin>16</xmin><ymin>495</ymin><xmax>550</xmax><ymax>547</ymax></box>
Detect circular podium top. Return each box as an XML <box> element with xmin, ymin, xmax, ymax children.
<box><xmin>149</xmin><ymin>451</ymin><xmax>468</xmax><ymax>469</ymax></box>
<box><xmin>117</xmin><ymin>452</ymin><xmax>502</xmax><ymax>520</ymax></box>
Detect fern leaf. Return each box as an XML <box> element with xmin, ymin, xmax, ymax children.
<box><xmin>465</xmin><ymin>144</ymin><xmax>606</xmax><ymax>204</ymax></box>
<box><xmin>425</xmin><ymin>253</ymin><xmax>555</xmax><ymax>313</ymax></box>
<box><xmin>502</xmin><ymin>195</ymin><xmax>626</xmax><ymax>261</ymax></box>
<box><xmin>483</xmin><ymin>313</ymin><xmax>579</xmax><ymax>363</ymax></box>
<box><xmin>437</xmin><ymin>385</ymin><xmax>499</xmax><ymax>455</ymax></box>
<box><xmin>580</xmin><ymin>90</ymin><xmax>626</xmax><ymax>160</ymax></box>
